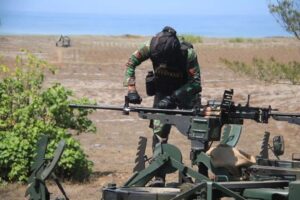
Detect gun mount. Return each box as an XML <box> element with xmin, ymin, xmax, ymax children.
<box><xmin>26</xmin><ymin>135</ymin><xmax>69</xmax><ymax>200</ymax></box>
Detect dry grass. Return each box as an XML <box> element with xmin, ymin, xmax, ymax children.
<box><xmin>0</xmin><ymin>35</ymin><xmax>300</xmax><ymax>200</ymax></box>
<box><xmin>221</xmin><ymin>57</ymin><xmax>300</xmax><ymax>84</ymax></box>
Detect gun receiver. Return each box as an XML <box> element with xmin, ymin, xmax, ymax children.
<box><xmin>219</xmin><ymin>89</ymin><xmax>300</xmax><ymax>125</ymax></box>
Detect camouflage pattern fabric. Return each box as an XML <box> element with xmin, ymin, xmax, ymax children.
<box><xmin>123</xmin><ymin>41</ymin><xmax>201</xmax><ymax>102</ymax></box>
<box><xmin>123</xmin><ymin>40</ymin><xmax>202</xmax><ymax>145</ymax></box>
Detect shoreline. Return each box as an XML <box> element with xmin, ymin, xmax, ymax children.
<box><xmin>0</xmin><ymin>33</ymin><xmax>294</xmax><ymax>40</ymax></box>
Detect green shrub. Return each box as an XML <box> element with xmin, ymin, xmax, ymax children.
<box><xmin>228</xmin><ymin>38</ymin><xmax>262</xmax><ymax>43</ymax></box>
<box><xmin>0</xmin><ymin>51</ymin><xmax>96</xmax><ymax>182</ymax></box>
<box><xmin>221</xmin><ymin>57</ymin><xmax>300</xmax><ymax>84</ymax></box>
<box><xmin>180</xmin><ymin>34</ymin><xmax>203</xmax><ymax>44</ymax></box>
<box><xmin>228</xmin><ymin>37</ymin><xmax>246</xmax><ymax>43</ymax></box>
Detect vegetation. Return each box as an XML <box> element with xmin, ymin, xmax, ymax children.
<box><xmin>122</xmin><ymin>34</ymin><xmax>142</xmax><ymax>38</ymax></box>
<box><xmin>221</xmin><ymin>57</ymin><xmax>300</xmax><ymax>84</ymax></box>
<box><xmin>179</xmin><ymin>34</ymin><xmax>203</xmax><ymax>43</ymax></box>
<box><xmin>228</xmin><ymin>37</ymin><xmax>262</xmax><ymax>43</ymax></box>
<box><xmin>269</xmin><ymin>0</ymin><xmax>300</xmax><ymax>40</ymax></box>
<box><xmin>0</xmin><ymin>51</ymin><xmax>96</xmax><ymax>183</ymax></box>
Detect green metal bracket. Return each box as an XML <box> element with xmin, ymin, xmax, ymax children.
<box><xmin>25</xmin><ymin>135</ymin><xmax>50</xmax><ymax>200</ymax></box>
<box><xmin>25</xmin><ymin>135</ymin><xmax>67</xmax><ymax>200</ymax></box>
<box><xmin>124</xmin><ymin>143</ymin><xmax>209</xmax><ymax>187</ymax></box>
<box><xmin>289</xmin><ymin>181</ymin><xmax>300</xmax><ymax>200</ymax></box>
<box><xmin>170</xmin><ymin>181</ymin><xmax>246</xmax><ymax>200</ymax></box>
<box><xmin>242</xmin><ymin>188</ymin><xmax>288</xmax><ymax>200</ymax></box>
<box><xmin>28</xmin><ymin>135</ymin><xmax>49</xmax><ymax>183</ymax></box>
<box><xmin>221</xmin><ymin>124</ymin><xmax>243</xmax><ymax>147</ymax></box>
<box><xmin>41</xmin><ymin>140</ymin><xmax>65</xmax><ymax>181</ymax></box>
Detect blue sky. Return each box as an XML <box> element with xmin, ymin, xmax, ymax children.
<box><xmin>1</xmin><ymin>0</ymin><xmax>287</xmax><ymax>37</ymax></box>
<box><xmin>1</xmin><ymin>0</ymin><xmax>271</xmax><ymax>15</ymax></box>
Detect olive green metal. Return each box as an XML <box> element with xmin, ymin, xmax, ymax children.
<box><xmin>29</xmin><ymin>135</ymin><xmax>48</xmax><ymax>181</ymax></box>
<box><xmin>102</xmin><ymin>187</ymin><xmax>180</xmax><ymax>200</ymax></box>
<box><xmin>40</xmin><ymin>140</ymin><xmax>65</xmax><ymax>181</ymax></box>
<box><xmin>25</xmin><ymin>135</ymin><xmax>68</xmax><ymax>200</ymax></box>
<box><xmin>25</xmin><ymin>135</ymin><xmax>50</xmax><ymax>200</ymax></box>
<box><xmin>273</xmin><ymin>135</ymin><xmax>285</xmax><ymax>157</ymax></box>
<box><xmin>289</xmin><ymin>181</ymin><xmax>300</xmax><ymax>200</ymax></box>
<box><xmin>220</xmin><ymin>124</ymin><xmax>243</xmax><ymax>147</ymax></box>
<box><xmin>153</xmin><ymin>143</ymin><xmax>182</xmax><ymax>174</ymax></box>
<box><xmin>259</xmin><ymin>132</ymin><xmax>271</xmax><ymax>159</ymax></box>
<box><xmin>242</xmin><ymin>188</ymin><xmax>288</xmax><ymax>200</ymax></box>
<box><xmin>124</xmin><ymin>143</ymin><xmax>208</xmax><ymax>187</ymax></box>
<box><xmin>133</xmin><ymin>136</ymin><xmax>147</xmax><ymax>172</ymax></box>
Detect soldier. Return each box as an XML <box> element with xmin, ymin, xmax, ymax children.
<box><xmin>123</xmin><ymin>26</ymin><xmax>202</xmax><ymax>186</ymax></box>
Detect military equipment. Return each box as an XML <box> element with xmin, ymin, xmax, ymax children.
<box><xmin>68</xmin><ymin>89</ymin><xmax>300</xmax><ymax>200</ymax></box>
<box><xmin>26</xmin><ymin>135</ymin><xmax>69</xmax><ymax>200</ymax></box>
<box><xmin>145</xmin><ymin>70</ymin><xmax>156</xmax><ymax>96</ymax></box>
<box><xmin>133</xmin><ymin>136</ymin><xmax>148</xmax><ymax>172</ymax></box>
<box><xmin>56</xmin><ymin>35</ymin><xmax>71</xmax><ymax>48</ymax></box>
<box><xmin>70</xmin><ymin>89</ymin><xmax>300</xmax><ymax>155</ymax></box>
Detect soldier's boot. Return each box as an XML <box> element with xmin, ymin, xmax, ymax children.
<box><xmin>149</xmin><ymin>134</ymin><xmax>168</xmax><ymax>187</ymax></box>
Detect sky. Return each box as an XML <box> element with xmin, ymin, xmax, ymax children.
<box><xmin>0</xmin><ymin>0</ymin><xmax>272</xmax><ymax>16</ymax></box>
<box><xmin>0</xmin><ymin>0</ymin><xmax>287</xmax><ymax>37</ymax></box>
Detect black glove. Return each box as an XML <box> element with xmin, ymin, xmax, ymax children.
<box><xmin>127</xmin><ymin>91</ymin><xmax>142</xmax><ymax>104</ymax></box>
<box><xmin>157</xmin><ymin>95</ymin><xmax>177</xmax><ymax>109</ymax></box>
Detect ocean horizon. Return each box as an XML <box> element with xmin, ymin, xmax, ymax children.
<box><xmin>0</xmin><ymin>11</ymin><xmax>292</xmax><ymax>38</ymax></box>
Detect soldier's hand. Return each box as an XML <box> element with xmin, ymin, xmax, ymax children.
<box><xmin>158</xmin><ymin>95</ymin><xmax>176</xmax><ymax>109</ymax></box>
<box><xmin>203</xmin><ymin>106</ymin><xmax>220</xmax><ymax>117</ymax></box>
<box><xmin>127</xmin><ymin>91</ymin><xmax>142</xmax><ymax>104</ymax></box>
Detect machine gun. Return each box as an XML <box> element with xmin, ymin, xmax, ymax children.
<box><xmin>70</xmin><ymin>89</ymin><xmax>300</xmax><ymax>124</ymax></box>
<box><xmin>71</xmin><ymin>89</ymin><xmax>300</xmax><ymax>200</ymax></box>
<box><xmin>70</xmin><ymin>89</ymin><xmax>300</xmax><ymax>154</ymax></box>
<box><xmin>70</xmin><ymin>89</ymin><xmax>300</xmax><ymax>180</ymax></box>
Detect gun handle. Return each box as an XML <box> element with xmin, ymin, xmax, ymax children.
<box><xmin>123</xmin><ymin>96</ymin><xmax>130</xmax><ymax>115</ymax></box>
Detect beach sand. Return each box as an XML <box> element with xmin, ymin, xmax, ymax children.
<box><xmin>0</xmin><ymin>35</ymin><xmax>300</xmax><ymax>200</ymax></box>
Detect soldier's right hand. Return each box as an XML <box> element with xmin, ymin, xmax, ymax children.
<box><xmin>127</xmin><ymin>91</ymin><xmax>142</xmax><ymax>104</ymax></box>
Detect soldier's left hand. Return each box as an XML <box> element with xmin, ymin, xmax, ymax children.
<box><xmin>127</xmin><ymin>90</ymin><xmax>142</xmax><ymax>104</ymax></box>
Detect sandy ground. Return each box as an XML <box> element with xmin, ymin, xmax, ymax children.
<box><xmin>0</xmin><ymin>35</ymin><xmax>300</xmax><ymax>200</ymax></box>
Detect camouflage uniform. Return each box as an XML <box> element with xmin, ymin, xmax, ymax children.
<box><xmin>123</xmin><ymin>40</ymin><xmax>201</xmax><ymax>148</ymax></box>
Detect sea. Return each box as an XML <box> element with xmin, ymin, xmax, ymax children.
<box><xmin>0</xmin><ymin>11</ymin><xmax>291</xmax><ymax>38</ymax></box>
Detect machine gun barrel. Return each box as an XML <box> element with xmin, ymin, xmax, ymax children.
<box><xmin>271</xmin><ymin>112</ymin><xmax>300</xmax><ymax>125</ymax></box>
<box><xmin>69</xmin><ymin>104</ymin><xmax>125</xmax><ymax>111</ymax></box>
<box><xmin>69</xmin><ymin>104</ymin><xmax>198</xmax><ymax>115</ymax></box>
<box><xmin>271</xmin><ymin>112</ymin><xmax>300</xmax><ymax>117</ymax></box>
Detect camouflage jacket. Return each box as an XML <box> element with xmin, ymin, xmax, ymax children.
<box><xmin>123</xmin><ymin>41</ymin><xmax>201</xmax><ymax>104</ymax></box>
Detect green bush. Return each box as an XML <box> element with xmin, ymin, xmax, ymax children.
<box><xmin>228</xmin><ymin>38</ymin><xmax>262</xmax><ymax>43</ymax></box>
<box><xmin>179</xmin><ymin>34</ymin><xmax>203</xmax><ymax>44</ymax></box>
<box><xmin>228</xmin><ymin>37</ymin><xmax>246</xmax><ymax>43</ymax></box>
<box><xmin>221</xmin><ymin>57</ymin><xmax>300</xmax><ymax>84</ymax></box>
<box><xmin>0</xmin><ymin>51</ymin><xmax>96</xmax><ymax>182</ymax></box>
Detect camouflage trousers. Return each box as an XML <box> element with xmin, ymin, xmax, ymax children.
<box><xmin>151</xmin><ymin>93</ymin><xmax>200</xmax><ymax>150</ymax></box>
